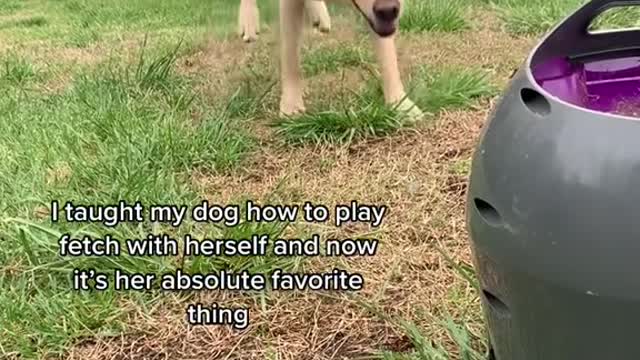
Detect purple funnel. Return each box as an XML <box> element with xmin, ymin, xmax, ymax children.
<box><xmin>532</xmin><ymin>55</ymin><xmax>640</xmax><ymax>117</ymax></box>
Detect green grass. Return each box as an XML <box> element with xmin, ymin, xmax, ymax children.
<box><xmin>400</xmin><ymin>0</ymin><xmax>469</xmax><ymax>33</ymax></box>
<box><xmin>224</xmin><ymin>67</ymin><xmax>277</xmax><ymax>120</ymax></box>
<box><xmin>0</xmin><ymin>15</ymin><xmax>49</xmax><ymax>30</ymax></box>
<box><xmin>450</xmin><ymin>159</ymin><xmax>472</xmax><ymax>176</ymax></box>
<box><xmin>0</xmin><ymin>41</ymin><xmax>272</xmax><ymax>357</ymax></box>
<box><xmin>491</xmin><ymin>0</ymin><xmax>585</xmax><ymax>35</ymax></box>
<box><xmin>0</xmin><ymin>0</ymin><xmax>23</xmax><ymax>13</ymax></box>
<box><xmin>490</xmin><ymin>0</ymin><xmax>640</xmax><ymax>36</ymax></box>
<box><xmin>272</xmin><ymin>93</ymin><xmax>407</xmax><ymax>145</ymax></box>
<box><xmin>272</xmin><ymin>74</ymin><xmax>420</xmax><ymax>145</ymax></box>
<box><xmin>409</xmin><ymin>66</ymin><xmax>498</xmax><ymax>113</ymax></box>
<box><xmin>1</xmin><ymin>54</ymin><xmax>39</xmax><ymax>86</ymax></box>
<box><xmin>0</xmin><ymin>0</ymin><xmax>271</xmax><ymax>47</ymax></box>
<box><xmin>303</xmin><ymin>43</ymin><xmax>371</xmax><ymax>77</ymax></box>
<box><xmin>589</xmin><ymin>5</ymin><xmax>640</xmax><ymax>32</ymax></box>
<box><xmin>272</xmin><ymin>66</ymin><xmax>497</xmax><ymax>145</ymax></box>
<box><xmin>1</xmin><ymin>278</ymin><xmax>127</xmax><ymax>357</ymax></box>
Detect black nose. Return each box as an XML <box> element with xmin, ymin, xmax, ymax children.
<box><xmin>373</xmin><ymin>4</ymin><xmax>399</xmax><ymax>22</ymax></box>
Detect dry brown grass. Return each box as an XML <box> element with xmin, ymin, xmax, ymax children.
<box><xmin>51</xmin><ymin>9</ymin><xmax>537</xmax><ymax>360</ymax></box>
<box><xmin>59</xmin><ymin>105</ymin><xmax>489</xmax><ymax>359</ymax></box>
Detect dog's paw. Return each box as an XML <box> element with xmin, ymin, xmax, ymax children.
<box><xmin>238</xmin><ymin>1</ymin><xmax>260</xmax><ymax>42</ymax></box>
<box><xmin>312</xmin><ymin>20</ymin><xmax>331</xmax><ymax>33</ymax></box>
<box><xmin>306</xmin><ymin>1</ymin><xmax>331</xmax><ymax>33</ymax></box>
<box><xmin>238</xmin><ymin>18</ymin><xmax>259</xmax><ymax>42</ymax></box>
<box><xmin>279</xmin><ymin>98</ymin><xmax>306</xmax><ymax>117</ymax></box>
<box><xmin>394</xmin><ymin>97</ymin><xmax>425</xmax><ymax>123</ymax></box>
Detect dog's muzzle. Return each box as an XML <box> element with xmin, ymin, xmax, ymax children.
<box><xmin>351</xmin><ymin>0</ymin><xmax>399</xmax><ymax>37</ymax></box>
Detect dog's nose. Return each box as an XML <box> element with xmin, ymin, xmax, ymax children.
<box><xmin>373</xmin><ymin>3</ymin><xmax>399</xmax><ymax>22</ymax></box>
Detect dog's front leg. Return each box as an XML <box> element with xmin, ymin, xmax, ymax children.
<box><xmin>279</xmin><ymin>0</ymin><xmax>306</xmax><ymax>116</ymax></box>
<box><xmin>372</xmin><ymin>34</ymin><xmax>424</xmax><ymax>122</ymax></box>
<box><xmin>238</xmin><ymin>0</ymin><xmax>260</xmax><ymax>42</ymax></box>
<box><xmin>305</xmin><ymin>0</ymin><xmax>331</xmax><ymax>33</ymax></box>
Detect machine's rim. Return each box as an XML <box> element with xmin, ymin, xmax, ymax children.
<box><xmin>523</xmin><ymin>2</ymin><xmax>640</xmax><ymax>123</ymax></box>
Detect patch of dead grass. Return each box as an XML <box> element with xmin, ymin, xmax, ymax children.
<box><xmin>64</xmin><ymin>291</ymin><xmax>412</xmax><ymax>360</ymax></box>
<box><xmin>57</xmin><ymin>9</ymin><xmax>533</xmax><ymax>360</ymax></box>
<box><xmin>59</xmin><ymin>102</ymin><xmax>491</xmax><ymax>359</ymax></box>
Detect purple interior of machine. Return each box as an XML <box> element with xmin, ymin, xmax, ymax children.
<box><xmin>532</xmin><ymin>55</ymin><xmax>640</xmax><ymax>115</ymax></box>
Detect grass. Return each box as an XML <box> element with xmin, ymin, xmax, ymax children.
<box><xmin>0</xmin><ymin>16</ymin><xmax>49</xmax><ymax>30</ymax></box>
<box><xmin>0</xmin><ymin>0</ymin><xmax>237</xmax><ymax>46</ymax></box>
<box><xmin>271</xmin><ymin>84</ymin><xmax>408</xmax><ymax>145</ymax></box>
<box><xmin>0</xmin><ymin>0</ymin><xmax>23</xmax><ymax>13</ymax></box>
<box><xmin>377</xmin><ymin>246</ymin><xmax>489</xmax><ymax>360</ymax></box>
<box><xmin>589</xmin><ymin>5</ymin><xmax>640</xmax><ymax>32</ymax></box>
<box><xmin>273</xmin><ymin>103</ymin><xmax>406</xmax><ymax>145</ymax></box>
<box><xmin>492</xmin><ymin>0</ymin><xmax>640</xmax><ymax>35</ymax></box>
<box><xmin>360</xmin><ymin>255</ymin><xmax>487</xmax><ymax>360</ymax></box>
<box><xmin>1</xmin><ymin>54</ymin><xmax>39</xmax><ymax>86</ymax></box>
<box><xmin>491</xmin><ymin>0</ymin><xmax>586</xmax><ymax>35</ymax></box>
<box><xmin>224</xmin><ymin>67</ymin><xmax>278</xmax><ymax>119</ymax></box>
<box><xmin>1</xmin><ymin>278</ymin><xmax>126</xmax><ymax>356</ymax></box>
<box><xmin>400</xmin><ymin>0</ymin><xmax>469</xmax><ymax>33</ymax></box>
<box><xmin>0</xmin><ymin>41</ymin><xmax>262</xmax><ymax>357</ymax></box>
<box><xmin>272</xmin><ymin>66</ymin><xmax>496</xmax><ymax>145</ymax></box>
<box><xmin>409</xmin><ymin>67</ymin><xmax>498</xmax><ymax>114</ymax></box>
<box><xmin>303</xmin><ymin>43</ymin><xmax>371</xmax><ymax>77</ymax></box>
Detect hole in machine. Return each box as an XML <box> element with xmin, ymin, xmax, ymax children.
<box><xmin>473</xmin><ymin>198</ymin><xmax>502</xmax><ymax>227</ymax></box>
<box><xmin>482</xmin><ymin>289</ymin><xmax>510</xmax><ymax>318</ymax></box>
<box><xmin>520</xmin><ymin>88</ymin><xmax>551</xmax><ymax>116</ymax></box>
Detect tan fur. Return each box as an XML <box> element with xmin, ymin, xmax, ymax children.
<box><xmin>238</xmin><ymin>0</ymin><xmax>331</xmax><ymax>42</ymax></box>
<box><xmin>238</xmin><ymin>0</ymin><xmax>423</xmax><ymax>121</ymax></box>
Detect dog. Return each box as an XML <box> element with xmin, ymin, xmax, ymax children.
<box><xmin>238</xmin><ymin>0</ymin><xmax>423</xmax><ymax>120</ymax></box>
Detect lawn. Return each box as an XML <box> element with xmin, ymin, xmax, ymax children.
<box><xmin>0</xmin><ymin>0</ymin><xmax>628</xmax><ymax>358</ymax></box>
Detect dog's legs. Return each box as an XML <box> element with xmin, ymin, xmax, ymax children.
<box><xmin>305</xmin><ymin>0</ymin><xmax>331</xmax><ymax>33</ymax></box>
<box><xmin>279</xmin><ymin>0</ymin><xmax>306</xmax><ymax>116</ymax></box>
<box><xmin>238</xmin><ymin>0</ymin><xmax>260</xmax><ymax>42</ymax></box>
<box><xmin>372</xmin><ymin>34</ymin><xmax>424</xmax><ymax>121</ymax></box>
